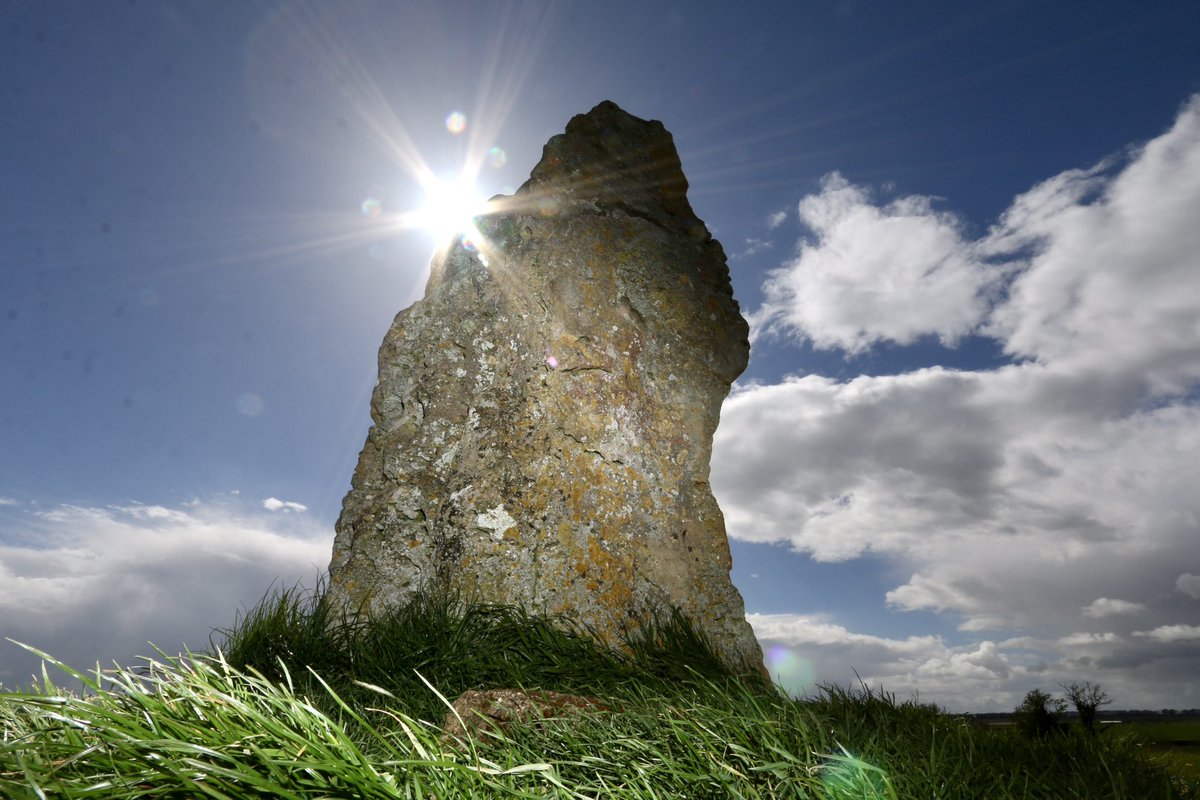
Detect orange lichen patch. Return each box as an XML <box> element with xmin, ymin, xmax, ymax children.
<box><xmin>585</xmin><ymin>532</ymin><xmax>634</xmax><ymax>612</ymax></box>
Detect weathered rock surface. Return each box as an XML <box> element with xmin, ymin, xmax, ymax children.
<box><xmin>326</xmin><ymin>100</ymin><xmax>764</xmax><ymax>675</ymax></box>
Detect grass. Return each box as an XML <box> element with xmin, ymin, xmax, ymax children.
<box><xmin>1113</xmin><ymin>721</ymin><xmax>1200</xmax><ymax>786</ymax></box>
<box><xmin>1</xmin><ymin>582</ymin><xmax>1196</xmax><ymax>799</ymax></box>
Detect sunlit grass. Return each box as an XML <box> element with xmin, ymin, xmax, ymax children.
<box><xmin>2</xmin><ymin>583</ymin><xmax>1196</xmax><ymax>798</ymax></box>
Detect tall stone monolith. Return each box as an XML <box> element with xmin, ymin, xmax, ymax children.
<box><xmin>326</xmin><ymin>100</ymin><xmax>764</xmax><ymax>675</ymax></box>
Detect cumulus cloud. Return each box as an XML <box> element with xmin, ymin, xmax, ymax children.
<box><xmin>719</xmin><ymin>95</ymin><xmax>1200</xmax><ymax>710</ymax></box>
<box><xmin>1134</xmin><ymin>625</ymin><xmax>1200</xmax><ymax>643</ymax></box>
<box><xmin>1058</xmin><ymin>632</ymin><xmax>1120</xmax><ymax>646</ymax></box>
<box><xmin>720</xmin><ymin>369</ymin><xmax>1200</xmax><ymax>626</ymax></box>
<box><xmin>749</xmin><ymin>172</ymin><xmax>1002</xmax><ymax>353</ymax></box>
<box><xmin>983</xmin><ymin>96</ymin><xmax>1200</xmax><ymax>399</ymax></box>
<box><xmin>0</xmin><ymin>498</ymin><xmax>332</xmax><ymax>689</ymax></box>
<box><xmin>263</xmin><ymin>497</ymin><xmax>309</xmax><ymax>513</ymax></box>
<box><xmin>1177</xmin><ymin>574</ymin><xmax>1200</xmax><ymax>599</ymax></box>
<box><xmin>748</xmin><ymin>613</ymin><xmax>1031</xmax><ymax>710</ymax></box>
<box><xmin>766</xmin><ymin>209</ymin><xmax>788</xmax><ymax>230</ymax></box>
<box><xmin>1083</xmin><ymin>598</ymin><xmax>1146</xmax><ymax>618</ymax></box>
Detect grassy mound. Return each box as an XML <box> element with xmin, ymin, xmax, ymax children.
<box><xmin>2</xmin><ymin>584</ymin><xmax>1196</xmax><ymax>798</ymax></box>
<box><xmin>213</xmin><ymin>581</ymin><xmax>768</xmax><ymax>728</ymax></box>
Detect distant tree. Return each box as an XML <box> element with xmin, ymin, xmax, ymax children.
<box><xmin>1061</xmin><ymin>681</ymin><xmax>1112</xmax><ymax>735</ymax></box>
<box><xmin>1014</xmin><ymin>688</ymin><xmax>1068</xmax><ymax>739</ymax></box>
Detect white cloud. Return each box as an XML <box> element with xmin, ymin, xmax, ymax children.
<box><xmin>1083</xmin><ymin>598</ymin><xmax>1146</xmax><ymax>618</ymax></box>
<box><xmin>749</xmin><ymin>612</ymin><xmax>940</xmax><ymax>654</ymax></box>
<box><xmin>1057</xmin><ymin>632</ymin><xmax>1120</xmax><ymax>646</ymax></box>
<box><xmin>749</xmin><ymin>172</ymin><xmax>1002</xmax><ymax>353</ymax></box>
<box><xmin>0</xmin><ymin>498</ymin><xmax>332</xmax><ymax>688</ymax></box>
<box><xmin>717</xmin><ymin>95</ymin><xmax>1200</xmax><ymax>710</ymax></box>
<box><xmin>717</xmin><ymin>369</ymin><xmax>1002</xmax><ymax>560</ymax></box>
<box><xmin>1177</xmin><ymin>574</ymin><xmax>1200</xmax><ymax>599</ymax></box>
<box><xmin>0</xmin><ymin>498</ymin><xmax>18</xmax><ymax>507</ymax></box>
<box><xmin>747</xmin><ymin>610</ymin><xmax>1199</xmax><ymax>711</ymax></box>
<box><xmin>766</xmin><ymin>209</ymin><xmax>787</xmax><ymax>230</ymax></box>
<box><xmin>1134</xmin><ymin>625</ymin><xmax>1200</xmax><ymax>643</ymax></box>
<box><xmin>717</xmin><ymin>363</ymin><xmax>1200</xmax><ymax>706</ymax></box>
<box><xmin>263</xmin><ymin>497</ymin><xmax>309</xmax><ymax>513</ymax></box>
<box><xmin>747</xmin><ymin>614</ymin><xmax>1044</xmax><ymax>710</ymax></box>
<box><xmin>737</xmin><ymin>237</ymin><xmax>774</xmax><ymax>258</ymax></box>
<box><xmin>984</xmin><ymin>95</ymin><xmax>1200</xmax><ymax>398</ymax></box>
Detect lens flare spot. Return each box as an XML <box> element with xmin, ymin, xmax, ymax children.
<box><xmin>361</xmin><ymin>196</ymin><xmax>383</xmax><ymax>218</ymax></box>
<box><xmin>445</xmin><ymin>111</ymin><xmax>467</xmax><ymax>134</ymax></box>
<box><xmin>487</xmin><ymin>146</ymin><xmax>507</xmax><ymax>168</ymax></box>
<box><xmin>765</xmin><ymin>644</ymin><xmax>817</xmax><ymax>696</ymax></box>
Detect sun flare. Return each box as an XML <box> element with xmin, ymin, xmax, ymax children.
<box><xmin>416</xmin><ymin>173</ymin><xmax>489</xmax><ymax>246</ymax></box>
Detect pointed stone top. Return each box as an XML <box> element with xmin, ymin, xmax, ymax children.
<box><xmin>518</xmin><ymin>100</ymin><xmax>701</xmax><ymax>234</ymax></box>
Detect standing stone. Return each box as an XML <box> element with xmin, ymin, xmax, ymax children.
<box><xmin>326</xmin><ymin>100</ymin><xmax>764</xmax><ymax>675</ymax></box>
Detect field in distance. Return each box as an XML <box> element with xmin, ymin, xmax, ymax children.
<box><xmin>1114</xmin><ymin>720</ymin><xmax>1200</xmax><ymax>784</ymax></box>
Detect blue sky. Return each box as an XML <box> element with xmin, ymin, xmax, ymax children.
<box><xmin>2</xmin><ymin>1</ymin><xmax>1199</xmax><ymax>712</ymax></box>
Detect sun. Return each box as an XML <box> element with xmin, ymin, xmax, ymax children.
<box><xmin>415</xmin><ymin>173</ymin><xmax>489</xmax><ymax>247</ymax></box>
<box><xmin>373</xmin><ymin>167</ymin><xmax>500</xmax><ymax>261</ymax></box>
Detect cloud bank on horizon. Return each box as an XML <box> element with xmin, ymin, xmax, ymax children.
<box><xmin>0</xmin><ymin>497</ymin><xmax>330</xmax><ymax>690</ymax></box>
<box><xmin>719</xmin><ymin>95</ymin><xmax>1200</xmax><ymax>710</ymax></box>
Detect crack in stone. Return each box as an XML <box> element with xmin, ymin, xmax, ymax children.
<box><xmin>602</xmin><ymin>200</ymin><xmax>670</xmax><ymax>231</ymax></box>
